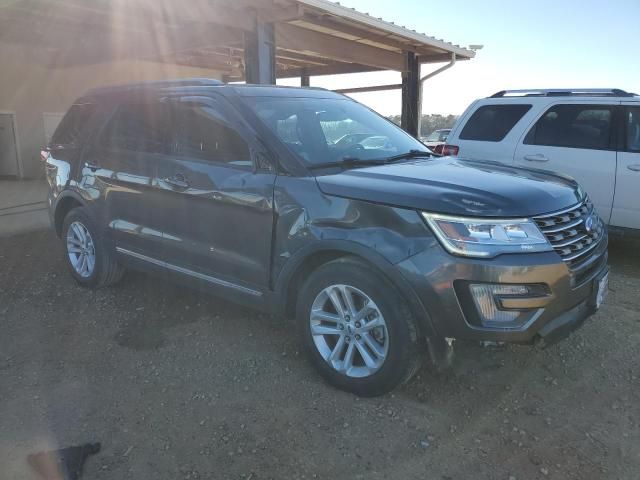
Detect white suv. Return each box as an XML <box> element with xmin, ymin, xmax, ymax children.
<box><xmin>445</xmin><ymin>89</ymin><xmax>640</xmax><ymax>233</ymax></box>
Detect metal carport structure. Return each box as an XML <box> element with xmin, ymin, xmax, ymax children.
<box><xmin>0</xmin><ymin>0</ymin><xmax>475</xmax><ymax>138</ymax></box>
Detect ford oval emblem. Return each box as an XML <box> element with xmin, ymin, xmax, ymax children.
<box><xmin>585</xmin><ymin>215</ymin><xmax>595</xmax><ymax>233</ymax></box>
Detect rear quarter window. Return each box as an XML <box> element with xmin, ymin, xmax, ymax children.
<box><xmin>51</xmin><ymin>103</ymin><xmax>97</xmax><ymax>146</ymax></box>
<box><xmin>459</xmin><ymin>104</ymin><xmax>531</xmax><ymax>142</ymax></box>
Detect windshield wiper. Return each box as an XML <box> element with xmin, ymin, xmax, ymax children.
<box><xmin>307</xmin><ymin>156</ymin><xmax>388</xmax><ymax>170</ymax></box>
<box><xmin>308</xmin><ymin>150</ymin><xmax>433</xmax><ymax>171</ymax></box>
<box><xmin>381</xmin><ymin>149</ymin><xmax>433</xmax><ymax>163</ymax></box>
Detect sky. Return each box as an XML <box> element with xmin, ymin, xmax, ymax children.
<box><xmin>280</xmin><ymin>0</ymin><xmax>640</xmax><ymax>116</ymax></box>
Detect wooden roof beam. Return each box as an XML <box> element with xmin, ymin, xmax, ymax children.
<box><xmin>277</xmin><ymin>62</ymin><xmax>382</xmax><ymax>79</ymax></box>
<box><xmin>275</xmin><ymin>49</ymin><xmax>331</xmax><ymax>66</ymax></box>
<box><xmin>420</xmin><ymin>53</ymin><xmax>470</xmax><ymax>64</ymax></box>
<box><xmin>292</xmin><ymin>15</ymin><xmax>418</xmax><ymax>53</ymax></box>
<box><xmin>207</xmin><ymin>0</ymin><xmax>304</xmax><ymax>26</ymax></box>
<box><xmin>275</xmin><ymin>23</ymin><xmax>406</xmax><ymax>72</ymax></box>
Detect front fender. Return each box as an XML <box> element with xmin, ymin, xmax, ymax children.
<box><xmin>271</xmin><ymin>176</ymin><xmax>440</xmax><ymax>337</ymax></box>
<box><xmin>273</xmin><ymin>239</ymin><xmax>439</xmax><ymax>338</ymax></box>
<box><xmin>272</xmin><ymin>177</ymin><xmax>437</xmax><ymax>274</ymax></box>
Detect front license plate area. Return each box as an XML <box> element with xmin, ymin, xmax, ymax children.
<box><xmin>593</xmin><ymin>272</ymin><xmax>609</xmax><ymax>310</ymax></box>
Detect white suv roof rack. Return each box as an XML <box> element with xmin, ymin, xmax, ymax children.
<box><xmin>490</xmin><ymin>88</ymin><xmax>637</xmax><ymax>98</ymax></box>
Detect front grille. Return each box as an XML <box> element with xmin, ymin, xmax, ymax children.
<box><xmin>533</xmin><ymin>199</ymin><xmax>605</xmax><ymax>268</ymax></box>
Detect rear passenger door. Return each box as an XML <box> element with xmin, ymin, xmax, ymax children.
<box><xmin>514</xmin><ymin>103</ymin><xmax>617</xmax><ymax>221</ymax></box>
<box><xmin>155</xmin><ymin>95</ymin><xmax>276</xmax><ymax>289</ymax></box>
<box><xmin>611</xmin><ymin>105</ymin><xmax>640</xmax><ymax>229</ymax></box>
<box><xmin>85</xmin><ymin>99</ymin><xmax>171</xmax><ymax>258</ymax></box>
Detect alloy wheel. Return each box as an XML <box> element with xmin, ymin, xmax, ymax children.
<box><xmin>66</xmin><ymin>221</ymin><xmax>96</xmax><ymax>278</ymax></box>
<box><xmin>310</xmin><ymin>284</ymin><xmax>389</xmax><ymax>378</ymax></box>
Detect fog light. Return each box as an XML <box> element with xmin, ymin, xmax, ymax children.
<box><xmin>469</xmin><ymin>284</ymin><xmax>530</xmax><ymax>324</ymax></box>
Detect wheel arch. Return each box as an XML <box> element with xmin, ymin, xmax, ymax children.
<box><xmin>53</xmin><ymin>191</ymin><xmax>87</xmax><ymax>238</ymax></box>
<box><xmin>274</xmin><ymin>241</ymin><xmax>438</xmax><ymax>339</ymax></box>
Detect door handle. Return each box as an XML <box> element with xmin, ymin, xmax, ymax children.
<box><xmin>164</xmin><ymin>173</ymin><xmax>190</xmax><ymax>189</ymax></box>
<box><xmin>523</xmin><ymin>154</ymin><xmax>549</xmax><ymax>163</ymax></box>
<box><xmin>628</xmin><ymin>164</ymin><xmax>640</xmax><ymax>172</ymax></box>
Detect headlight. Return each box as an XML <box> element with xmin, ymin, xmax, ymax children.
<box><xmin>421</xmin><ymin>212</ymin><xmax>552</xmax><ymax>258</ymax></box>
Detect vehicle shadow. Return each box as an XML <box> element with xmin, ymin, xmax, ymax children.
<box><xmin>110</xmin><ymin>271</ymin><xmax>273</xmax><ymax>351</ymax></box>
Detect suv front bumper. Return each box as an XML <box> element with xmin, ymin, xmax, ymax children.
<box><xmin>396</xmin><ymin>235</ymin><xmax>608</xmax><ymax>345</ymax></box>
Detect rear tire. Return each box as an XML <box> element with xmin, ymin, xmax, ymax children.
<box><xmin>61</xmin><ymin>207</ymin><xmax>124</xmax><ymax>288</ymax></box>
<box><xmin>296</xmin><ymin>256</ymin><xmax>422</xmax><ymax>397</ymax></box>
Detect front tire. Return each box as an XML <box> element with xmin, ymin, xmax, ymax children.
<box><xmin>297</xmin><ymin>257</ymin><xmax>422</xmax><ymax>397</ymax></box>
<box><xmin>61</xmin><ymin>207</ymin><xmax>124</xmax><ymax>288</ymax></box>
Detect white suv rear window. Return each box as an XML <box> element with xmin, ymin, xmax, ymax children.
<box><xmin>460</xmin><ymin>104</ymin><xmax>531</xmax><ymax>142</ymax></box>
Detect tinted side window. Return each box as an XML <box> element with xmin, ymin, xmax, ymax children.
<box><xmin>101</xmin><ymin>103</ymin><xmax>171</xmax><ymax>154</ymax></box>
<box><xmin>627</xmin><ymin>107</ymin><xmax>640</xmax><ymax>152</ymax></box>
<box><xmin>525</xmin><ymin>104</ymin><xmax>613</xmax><ymax>150</ymax></box>
<box><xmin>51</xmin><ymin>103</ymin><xmax>97</xmax><ymax>146</ymax></box>
<box><xmin>171</xmin><ymin>101</ymin><xmax>251</xmax><ymax>167</ymax></box>
<box><xmin>459</xmin><ymin>104</ymin><xmax>531</xmax><ymax>141</ymax></box>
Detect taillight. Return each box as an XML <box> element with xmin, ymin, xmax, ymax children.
<box><xmin>442</xmin><ymin>145</ymin><xmax>459</xmax><ymax>156</ymax></box>
<box><xmin>433</xmin><ymin>144</ymin><xmax>445</xmax><ymax>155</ymax></box>
<box><xmin>40</xmin><ymin>150</ymin><xmax>50</xmax><ymax>162</ymax></box>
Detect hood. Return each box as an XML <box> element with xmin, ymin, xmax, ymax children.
<box><xmin>315</xmin><ymin>157</ymin><xmax>584</xmax><ymax>217</ymax></box>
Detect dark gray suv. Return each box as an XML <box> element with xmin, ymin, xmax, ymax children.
<box><xmin>44</xmin><ymin>79</ymin><xmax>609</xmax><ymax>396</ymax></box>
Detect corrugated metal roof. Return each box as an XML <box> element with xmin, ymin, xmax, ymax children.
<box><xmin>296</xmin><ymin>0</ymin><xmax>475</xmax><ymax>59</ymax></box>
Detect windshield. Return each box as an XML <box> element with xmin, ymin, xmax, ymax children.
<box><xmin>246</xmin><ymin>97</ymin><xmax>427</xmax><ymax>166</ymax></box>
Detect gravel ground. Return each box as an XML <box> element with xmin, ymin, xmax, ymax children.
<box><xmin>0</xmin><ymin>230</ymin><xmax>638</xmax><ymax>480</ymax></box>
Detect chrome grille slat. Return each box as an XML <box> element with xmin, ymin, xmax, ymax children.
<box><xmin>534</xmin><ymin>203</ymin><xmax>589</xmax><ymax>219</ymax></box>
<box><xmin>563</xmin><ymin>239</ymin><xmax>601</xmax><ymax>262</ymax></box>
<box><xmin>533</xmin><ymin>199</ymin><xmax>604</xmax><ymax>269</ymax></box>
<box><xmin>543</xmin><ymin>217</ymin><xmax>583</xmax><ymax>233</ymax></box>
<box><xmin>552</xmin><ymin>233</ymin><xmax>588</xmax><ymax>249</ymax></box>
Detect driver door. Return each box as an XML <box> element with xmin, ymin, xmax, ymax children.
<box><xmin>154</xmin><ymin>95</ymin><xmax>277</xmax><ymax>289</ymax></box>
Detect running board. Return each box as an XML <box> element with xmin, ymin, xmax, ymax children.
<box><xmin>116</xmin><ymin>247</ymin><xmax>263</xmax><ymax>297</ymax></box>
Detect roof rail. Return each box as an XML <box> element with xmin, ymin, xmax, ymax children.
<box><xmin>86</xmin><ymin>78</ymin><xmax>224</xmax><ymax>96</ymax></box>
<box><xmin>490</xmin><ymin>88</ymin><xmax>637</xmax><ymax>98</ymax></box>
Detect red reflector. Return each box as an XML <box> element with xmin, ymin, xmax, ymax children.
<box><xmin>40</xmin><ymin>150</ymin><xmax>51</xmax><ymax>162</ymax></box>
<box><xmin>442</xmin><ymin>145</ymin><xmax>459</xmax><ymax>156</ymax></box>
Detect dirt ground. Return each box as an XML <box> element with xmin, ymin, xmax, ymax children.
<box><xmin>0</xmin><ymin>230</ymin><xmax>638</xmax><ymax>480</ymax></box>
